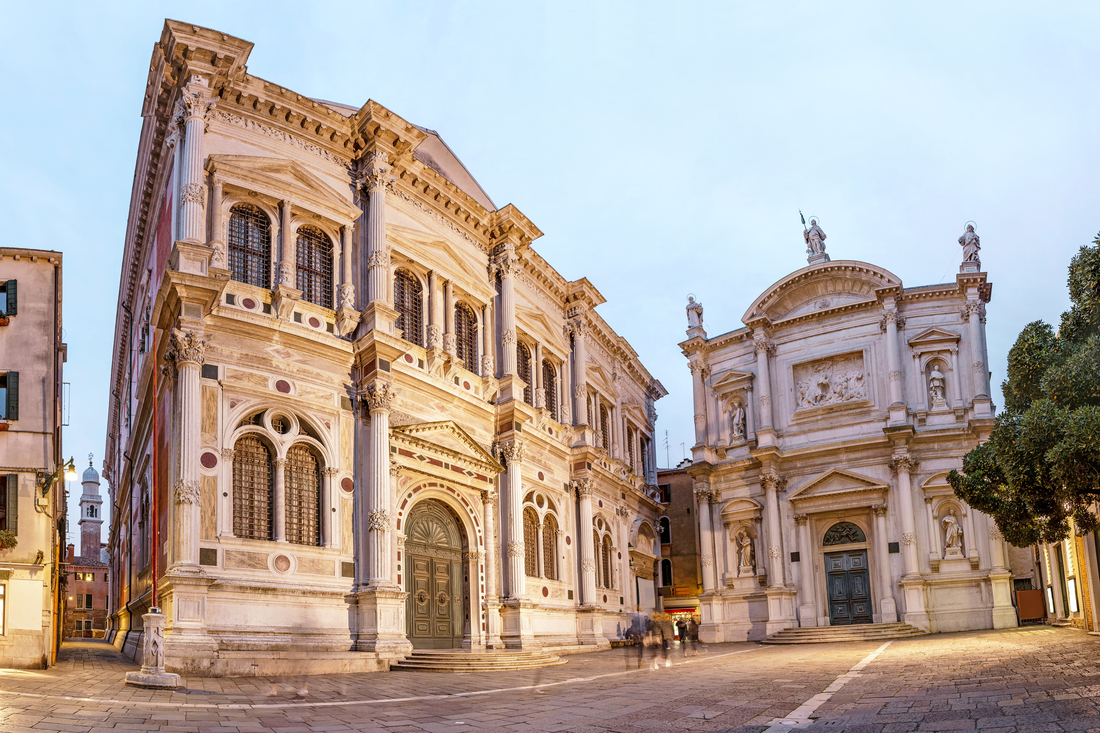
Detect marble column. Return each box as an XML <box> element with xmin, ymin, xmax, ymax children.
<box><xmin>949</xmin><ymin>346</ymin><xmax>964</xmax><ymax>409</ymax></box>
<box><xmin>795</xmin><ymin>514</ymin><xmax>817</xmax><ymax>627</ymax></box>
<box><xmin>535</xmin><ymin>522</ymin><xmax>545</xmax><ymax>577</ymax></box>
<box><xmin>712</xmin><ymin>499</ymin><xmax>725</xmax><ymax>583</ymax></box>
<box><xmin>762</xmin><ymin>471</ymin><xmax>784</xmax><ymax>586</ymax></box>
<box><xmin>987</xmin><ymin>523</ymin><xmax>1018</xmax><ymax>628</ymax></box>
<box><xmin>481</xmin><ymin>490</ymin><xmax>503</xmax><ymax>647</ymax></box>
<box><xmin>177</xmin><ymin>83</ymin><xmax>216</xmax><ymax>244</ymax></box>
<box><xmin>339</xmin><ymin>225</ymin><xmax>355</xmax><ymax>309</ymax></box>
<box><xmin>428</xmin><ymin>271</ymin><xmax>442</xmax><ymax>349</ymax></box>
<box><xmin>883</xmin><ymin>305</ymin><xmax>905</xmax><ymax>408</ymax></box>
<box><xmin>752</xmin><ymin>333</ymin><xmax>775</xmax><ymax>433</ymax></box>
<box><xmin>218</xmin><ymin>448</ymin><xmax>235</xmax><ymax>537</ymax></box>
<box><xmin>890</xmin><ymin>455</ymin><xmax>920</xmax><ymax>575</ymax></box>
<box><xmin>273</xmin><ymin>458</ymin><xmax>287</xmax><ymax>542</ymax></box>
<box><xmin>322</xmin><ymin>467</ymin><xmax>337</xmax><ymax>548</ymax></box>
<box><xmin>443</xmin><ymin>280</ymin><xmax>456</xmax><ymax>355</ymax></box>
<box><xmin>924</xmin><ymin>498</ymin><xmax>940</xmax><ymax>565</ymax></box>
<box><xmin>482</xmin><ymin>303</ymin><xmax>494</xmax><ymax>377</ymax></box>
<box><xmin>696</xmin><ymin>483</ymin><xmax>716</xmax><ymax>593</ymax></box>
<box><xmin>278</xmin><ymin>200</ymin><xmax>294</xmax><ymax>288</ymax></box>
<box><xmin>689</xmin><ymin>359</ymin><xmax>708</xmax><ymax>446</ymax></box>
<box><xmin>964</xmin><ymin>505</ymin><xmax>978</xmax><ymax>563</ymax></box>
<box><xmin>574</xmin><ymin>479</ymin><xmax>597</xmax><ymax>604</ymax></box>
<box><xmin>364</xmin><ymin>380</ymin><xmax>395</xmax><ymax>586</ymax></box>
<box><xmin>873</xmin><ymin>504</ymin><xmax>898</xmax><ymax>622</ymax></box>
<box><xmin>168</xmin><ymin>329</ymin><xmax>205</xmax><ymax>569</ymax></box>
<box><xmin>499</xmin><ymin>440</ymin><xmax>526</xmax><ymax>599</ymax></box>
<box><xmin>209</xmin><ymin>180</ymin><xmax>225</xmax><ymax>268</ymax></box>
<box><xmin>965</xmin><ymin>300</ymin><xmax>989</xmax><ymax>399</ymax></box>
<box><xmin>498</xmin><ymin>246</ymin><xmax>518</xmax><ymax>375</ymax></box>
<box><xmin>571</xmin><ymin>320</ymin><xmax>588</xmax><ymax>425</ymax></box>
<box><xmin>534</xmin><ymin>342</ymin><xmax>545</xmax><ymax>408</ymax></box>
<box><xmin>364</xmin><ymin>150</ymin><xmax>392</xmax><ymax>306</ymax></box>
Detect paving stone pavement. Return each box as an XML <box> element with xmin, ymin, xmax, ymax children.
<box><xmin>1</xmin><ymin>627</ymin><xmax>1099</xmax><ymax>732</ymax></box>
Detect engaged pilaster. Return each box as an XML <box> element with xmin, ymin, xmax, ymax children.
<box><xmin>695</xmin><ymin>481</ymin><xmax>717</xmax><ymax>593</ymax></box>
<box><xmin>166</xmin><ymin>329</ymin><xmax>206</xmax><ymax>570</ymax></box>
<box><xmin>569</xmin><ymin>319</ymin><xmax>589</xmax><ymax>427</ymax></box>
<box><xmin>364</xmin><ymin>380</ymin><xmax>396</xmax><ymax>587</ymax></box>
<box><xmin>574</xmin><ymin>479</ymin><xmax>598</xmax><ymax>605</ymax></box>
<box><xmin>497</xmin><ymin>439</ymin><xmax>526</xmax><ymax>599</ymax></box>
<box><xmin>177</xmin><ymin>81</ymin><xmax>216</xmax><ymax>244</ymax></box>
<box><xmin>752</xmin><ymin>332</ymin><xmax>776</xmax><ymax>443</ymax></box>
<box><xmin>872</xmin><ymin>504</ymin><xmax>898</xmax><ymax>622</ymax></box>
<box><xmin>761</xmin><ymin>470</ymin><xmax>785</xmax><ymax>587</ymax></box>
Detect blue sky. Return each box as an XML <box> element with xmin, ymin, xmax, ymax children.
<box><xmin>2</xmin><ymin>1</ymin><xmax>1097</xmax><ymax>538</ymax></box>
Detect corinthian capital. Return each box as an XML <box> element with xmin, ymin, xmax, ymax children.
<box><xmin>761</xmin><ymin>470</ymin><xmax>785</xmax><ymax>493</ymax></box>
<box><xmin>364</xmin><ymin>150</ymin><xmax>393</xmax><ymax>193</ymax></box>
<box><xmin>168</xmin><ymin>328</ymin><xmax>207</xmax><ymax>367</ymax></box>
<box><xmin>753</xmin><ymin>333</ymin><xmax>775</xmax><ymax>356</ymax></box>
<box><xmin>566</xmin><ymin>319</ymin><xmax>588</xmax><ymax>342</ymax></box>
<box><xmin>495</xmin><ymin>439</ymin><xmax>525</xmax><ymax>466</ymax></box>
<box><xmin>572</xmin><ymin>478</ymin><xmax>593</xmax><ymax>498</ymax></box>
<box><xmin>364</xmin><ymin>380</ymin><xmax>395</xmax><ymax>413</ymax></box>
<box><xmin>889</xmin><ymin>454</ymin><xmax>918</xmax><ymax>474</ymax></box>
<box><xmin>175</xmin><ymin>85</ymin><xmax>217</xmax><ymax>122</ymax></box>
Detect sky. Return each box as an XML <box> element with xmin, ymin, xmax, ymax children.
<box><xmin>1</xmin><ymin>1</ymin><xmax>1097</xmax><ymax>540</ymax></box>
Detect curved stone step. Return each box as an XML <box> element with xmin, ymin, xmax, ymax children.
<box><xmin>762</xmin><ymin>623</ymin><xmax>929</xmax><ymax>645</ymax></box>
<box><xmin>391</xmin><ymin>649</ymin><xmax>565</xmax><ymax>673</ymax></box>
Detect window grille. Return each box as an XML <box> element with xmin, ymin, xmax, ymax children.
<box><xmin>454</xmin><ymin>303</ymin><xmax>478</xmax><ymax>368</ymax></box>
<box><xmin>285</xmin><ymin>444</ymin><xmax>321</xmax><ymax>546</ymax></box>
<box><xmin>823</xmin><ymin>521</ymin><xmax>866</xmax><ymax>546</ymax></box>
<box><xmin>228</xmin><ymin>204</ymin><xmax>272</xmax><ymax>289</ymax></box>
<box><xmin>518</xmin><ymin>342</ymin><xmax>532</xmax><ymax>405</ymax></box>
<box><xmin>601</xmin><ymin>535</ymin><xmax>612</xmax><ymax>589</ymax></box>
<box><xmin>599</xmin><ymin>404</ymin><xmax>610</xmax><ymax>452</ymax></box>
<box><xmin>542</xmin><ymin>360</ymin><xmax>557</xmax><ymax>421</ymax></box>
<box><xmin>627</xmin><ymin>427</ymin><xmax>636</xmax><ymax>472</ymax></box>
<box><xmin>295</xmin><ymin>225</ymin><xmax>333</xmax><ymax>308</ymax></box>
<box><xmin>233</xmin><ymin>435</ymin><xmax>273</xmax><ymax>541</ymax></box>
<box><xmin>523</xmin><ymin>508</ymin><xmax>539</xmax><ymax>577</ymax></box>
<box><xmin>593</xmin><ymin>530</ymin><xmax>603</xmax><ymax>588</ymax></box>
<box><xmin>393</xmin><ymin>269</ymin><xmax>424</xmax><ymax>347</ymax></box>
<box><xmin>543</xmin><ymin>514</ymin><xmax>558</xmax><ymax>580</ymax></box>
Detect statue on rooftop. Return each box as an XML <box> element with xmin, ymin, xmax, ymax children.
<box><xmin>686</xmin><ymin>296</ymin><xmax>704</xmax><ymax>330</ymax></box>
<box><xmin>959</xmin><ymin>224</ymin><xmax>981</xmax><ymax>264</ymax></box>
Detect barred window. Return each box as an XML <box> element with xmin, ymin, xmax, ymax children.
<box><xmin>228</xmin><ymin>204</ymin><xmax>272</xmax><ymax>289</ymax></box>
<box><xmin>455</xmin><ymin>303</ymin><xmax>478</xmax><ymax>367</ymax></box>
<box><xmin>542</xmin><ymin>360</ymin><xmax>557</xmax><ymax>421</ymax></box>
<box><xmin>600</xmin><ymin>535</ymin><xmax>612</xmax><ymax>589</ymax></box>
<box><xmin>593</xmin><ymin>530</ymin><xmax>603</xmax><ymax>588</ymax></box>
<box><xmin>543</xmin><ymin>514</ymin><xmax>558</xmax><ymax>580</ymax></box>
<box><xmin>518</xmin><ymin>342</ymin><xmax>532</xmax><ymax>405</ymax></box>
<box><xmin>296</xmin><ymin>225</ymin><xmax>333</xmax><ymax>308</ymax></box>
<box><xmin>285</xmin><ymin>444</ymin><xmax>321</xmax><ymax>546</ymax></box>
<box><xmin>627</xmin><ymin>426</ymin><xmax>636</xmax><ymax>473</ymax></box>
<box><xmin>599</xmin><ymin>404</ymin><xmax>610</xmax><ymax>452</ymax></box>
<box><xmin>233</xmin><ymin>434</ymin><xmax>273</xmax><ymax>540</ymax></box>
<box><xmin>394</xmin><ymin>269</ymin><xmax>424</xmax><ymax>347</ymax></box>
<box><xmin>586</xmin><ymin>394</ymin><xmax>593</xmax><ymax>427</ymax></box>
<box><xmin>523</xmin><ymin>507</ymin><xmax>539</xmax><ymax>577</ymax></box>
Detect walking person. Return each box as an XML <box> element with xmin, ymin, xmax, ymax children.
<box><xmin>676</xmin><ymin>618</ymin><xmax>688</xmax><ymax>657</ymax></box>
<box><xmin>688</xmin><ymin>616</ymin><xmax>702</xmax><ymax>655</ymax></box>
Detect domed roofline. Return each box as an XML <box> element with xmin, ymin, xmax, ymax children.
<box><xmin>741</xmin><ymin>260</ymin><xmax>903</xmax><ymax>328</ymax></box>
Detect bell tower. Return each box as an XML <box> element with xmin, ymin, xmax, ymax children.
<box><xmin>78</xmin><ymin>453</ymin><xmax>103</xmax><ymax>560</ymax></box>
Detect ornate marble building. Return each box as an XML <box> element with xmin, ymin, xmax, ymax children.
<box><xmin>680</xmin><ymin>224</ymin><xmax>1033</xmax><ymax>641</ymax></box>
<box><xmin>104</xmin><ymin>21</ymin><xmax>665</xmax><ymax>676</ymax></box>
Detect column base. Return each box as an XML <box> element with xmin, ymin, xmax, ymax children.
<box><xmin>500</xmin><ymin>599</ymin><xmax>542</xmax><ymax>649</ymax></box>
<box><xmin>170</xmin><ymin>240</ymin><xmax>212</xmax><ymax>277</ymax></box>
<box><xmin>807</xmin><ymin>252</ymin><xmax>831</xmax><ymax>266</ymax></box>
<box><xmin>697</xmin><ymin>594</ymin><xmax>725</xmax><ymax>642</ymax></box>
<box><xmin>900</xmin><ymin>576</ymin><xmax>930</xmax><ymax>632</ymax></box>
<box><xmin>988</xmin><ymin>569</ymin><xmax>1018</xmax><ymax>629</ymax></box>
<box><xmin>879</xmin><ymin>596</ymin><xmax>898</xmax><ymax>624</ymax></box>
<box><xmin>799</xmin><ymin>603</ymin><xmax>818</xmax><ymax>628</ymax></box>
<box><xmin>349</xmin><ymin>588</ymin><xmax>413</xmax><ymax>656</ymax></box>
<box><xmin>764</xmin><ymin>586</ymin><xmax>796</xmax><ymax>635</ymax></box>
<box><xmin>485</xmin><ymin>601</ymin><xmax>504</xmax><ymax>649</ymax></box>
<box><xmin>574</xmin><ymin>605</ymin><xmax>609</xmax><ymax>648</ymax></box>
<box><xmin>360</xmin><ymin>301</ymin><xmax>399</xmax><ymax>337</ymax></box>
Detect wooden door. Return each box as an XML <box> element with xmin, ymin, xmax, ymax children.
<box><xmin>826</xmin><ymin>550</ymin><xmax>873</xmax><ymax>625</ymax></box>
<box><xmin>405</xmin><ymin>500</ymin><xmax>463</xmax><ymax>649</ymax></box>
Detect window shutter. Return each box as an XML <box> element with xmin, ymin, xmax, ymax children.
<box><xmin>6</xmin><ymin>474</ymin><xmax>16</xmax><ymax>535</ymax></box>
<box><xmin>6</xmin><ymin>372</ymin><xmax>17</xmax><ymax>421</ymax></box>
<box><xmin>5</xmin><ymin>280</ymin><xmax>14</xmax><ymax>316</ymax></box>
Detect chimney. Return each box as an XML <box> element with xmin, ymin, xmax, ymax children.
<box><xmin>67</xmin><ymin>543</ymin><xmax>75</xmax><ymax>564</ymax></box>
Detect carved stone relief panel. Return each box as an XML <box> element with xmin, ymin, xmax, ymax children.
<box><xmin>793</xmin><ymin>352</ymin><xmax>868</xmax><ymax>410</ymax></box>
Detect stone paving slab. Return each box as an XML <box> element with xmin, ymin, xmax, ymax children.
<box><xmin>1</xmin><ymin>628</ymin><xmax>1100</xmax><ymax>731</ymax></box>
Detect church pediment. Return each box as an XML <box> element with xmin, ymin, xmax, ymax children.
<box><xmin>788</xmin><ymin>468</ymin><xmax>888</xmax><ymax>504</ymax></box>
<box><xmin>390</xmin><ymin>421</ymin><xmax>503</xmax><ymax>478</ymax></box>
<box><xmin>388</xmin><ymin>226</ymin><xmax>494</xmax><ymax>299</ymax></box>
<box><xmin>711</xmin><ymin>369</ymin><xmax>754</xmax><ymax>396</ymax></box>
<box><xmin>206</xmin><ymin>154</ymin><xmax>360</xmax><ymax>221</ymax></box>
<box><xmin>907</xmin><ymin>327</ymin><xmax>961</xmax><ymax>348</ymax></box>
<box><xmin>720</xmin><ymin>497</ymin><xmax>762</xmax><ymax>520</ymax></box>
<box><xmin>742</xmin><ymin>261</ymin><xmax>901</xmax><ymax>326</ymax></box>
<box><xmin>516</xmin><ymin>304</ymin><xmax>563</xmax><ymax>349</ymax></box>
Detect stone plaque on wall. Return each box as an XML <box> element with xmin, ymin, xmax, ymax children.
<box><xmin>793</xmin><ymin>352</ymin><xmax>868</xmax><ymax>410</ymax></box>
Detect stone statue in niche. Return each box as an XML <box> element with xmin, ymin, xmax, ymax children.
<box><xmin>686</xmin><ymin>296</ymin><xmax>704</xmax><ymax>330</ymax></box>
<box><xmin>804</xmin><ymin>218</ymin><xmax>826</xmax><ymax>256</ymax></box>
<box><xmin>730</xmin><ymin>401</ymin><xmax>746</xmax><ymax>440</ymax></box>
<box><xmin>794</xmin><ymin>355</ymin><xmax>867</xmax><ymax>409</ymax></box>
<box><xmin>734</xmin><ymin>529</ymin><xmax>756</xmax><ymax>575</ymax></box>
<box><xmin>958</xmin><ymin>224</ymin><xmax>981</xmax><ymax>264</ymax></box>
<box><xmin>942</xmin><ymin>508</ymin><xmax>964</xmax><ymax>558</ymax></box>
<box><xmin>929</xmin><ymin>365</ymin><xmax>947</xmax><ymax>407</ymax></box>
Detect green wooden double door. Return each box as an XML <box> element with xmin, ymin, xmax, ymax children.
<box><xmin>405</xmin><ymin>500</ymin><xmax>465</xmax><ymax>649</ymax></box>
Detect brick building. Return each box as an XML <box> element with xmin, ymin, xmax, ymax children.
<box><xmin>64</xmin><ymin>460</ymin><xmax>109</xmax><ymax>638</ymax></box>
<box><xmin>655</xmin><ymin>462</ymin><xmax>701</xmax><ymax>624</ymax></box>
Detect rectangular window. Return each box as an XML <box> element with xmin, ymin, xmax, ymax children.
<box><xmin>86</xmin><ymin>594</ymin><xmax>93</xmax><ymax>610</ymax></box>
<box><xmin>76</xmin><ymin>594</ymin><xmax>84</xmax><ymax>609</ymax></box>
<box><xmin>0</xmin><ymin>279</ymin><xmax>15</xmax><ymax>316</ymax></box>
<box><xmin>1068</xmin><ymin>578</ymin><xmax>1080</xmax><ymax>613</ymax></box>
<box><xmin>0</xmin><ymin>372</ymin><xmax>17</xmax><ymax>421</ymax></box>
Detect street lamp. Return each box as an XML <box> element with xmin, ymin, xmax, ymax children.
<box><xmin>38</xmin><ymin>457</ymin><xmax>77</xmax><ymax>497</ymax></box>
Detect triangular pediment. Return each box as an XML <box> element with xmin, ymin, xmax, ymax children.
<box><xmin>207</xmin><ymin>155</ymin><xmax>360</xmax><ymax>221</ymax></box>
<box><xmin>788</xmin><ymin>468</ymin><xmax>888</xmax><ymax>503</ymax></box>
<box><xmin>390</xmin><ymin>421</ymin><xmax>502</xmax><ymax>472</ymax></box>
<box><xmin>388</xmin><ymin>226</ymin><xmax>493</xmax><ymax>299</ymax></box>
<box><xmin>907</xmin><ymin>327</ymin><xmax>961</xmax><ymax>347</ymax></box>
<box><xmin>516</xmin><ymin>304</ymin><xmax>563</xmax><ymax>348</ymax></box>
<box><xmin>712</xmin><ymin>368</ymin><xmax>754</xmax><ymax>394</ymax></box>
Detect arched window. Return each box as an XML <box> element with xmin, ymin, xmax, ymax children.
<box><xmin>601</xmin><ymin>535</ymin><xmax>612</xmax><ymax>589</ymax></box>
<box><xmin>660</xmin><ymin>558</ymin><xmax>673</xmax><ymax>587</ymax></box>
<box><xmin>517</xmin><ymin>342</ymin><xmax>533</xmax><ymax>405</ymax></box>
<box><xmin>228</xmin><ymin>204</ymin><xmax>272</xmax><ymax>289</ymax></box>
<box><xmin>295</xmin><ymin>225</ymin><xmax>333</xmax><ymax>308</ymax></box>
<box><xmin>233</xmin><ymin>434</ymin><xmax>273</xmax><ymax>540</ymax></box>
<box><xmin>285</xmin><ymin>444</ymin><xmax>321</xmax><ymax>546</ymax></box>
<box><xmin>658</xmin><ymin>516</ymin><xmax>672</xmax><ymax>544</ymax></box>
<box><xmin>523</xmin><ymin>507</ymin><xmax>539</xmax><ymax>577</ymax></box>
<box><xmin>454</xmin><ymin>303</ymin><xmax>478</xmax><ymax>368</ymax></box>
<box><xmin>543</xmin><ymin>514</ymin><xmax>558</xmax><ymax>580</ymax></box>
<box><xmin>393</xmin><ymin>269</ymin><xmax>424</xmax><ymax>347</ymax></box>
<box><xmin>593</xmin><ymin>530</ymin><xmax>603</xmax><ymax>588</ymax></box>
<box><xmin>823</xmin><ymin>521</ymin><xmax>867</xmax><ymax>546</ymax></box>
<box><xmin>599</xmin><ymin>404</ymin><xmax>610</xmax><ymax>452</ymax></box>
<box><xmin>542</xmin><ymin>360</ymin><xmax>557</xmax><ymax>421</ymax></box>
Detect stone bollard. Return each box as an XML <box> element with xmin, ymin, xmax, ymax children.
<box><xmin>124</xmin><ymin>608</ymin><xmax>181</xmax><ymax>689</ymax></box>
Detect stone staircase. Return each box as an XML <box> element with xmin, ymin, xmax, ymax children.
<box><xmin>762</xmin><ymin>622</ymin><xmax>929</xmax><ymax>645</ymax></box>
<box><xmin>390</xmin><ymin>648</ymin><xmax>566</xmax><ymax>673</ymax></box>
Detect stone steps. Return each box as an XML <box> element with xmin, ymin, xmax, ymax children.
<box><xmin>762</xmin><ymin>622</ymin><xmax>929</xmax><ymax>644</ymax></box>
<box><xmin>390</xmin><ymin>649</ymin><xmax>566</xmax><ymax>673</ymax></box>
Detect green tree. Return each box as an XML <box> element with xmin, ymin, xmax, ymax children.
<box><xmin>949</xmin><ymin>233</ymin><xmax>1100</xmax><ymax>547</ymax></box>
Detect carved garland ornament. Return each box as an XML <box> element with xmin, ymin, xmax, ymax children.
<box><xmin>367</xmin><ymin>510</ymin><xmax>390</xmax><ymax>531</ymax></box>
<box><xmin>768</xmin><ymin>546</ymin><xmax>782</xmax><ymax>559</ymax></box>
<box><xmin>581</xmin><ymin>558</ymin><xmax>597</xmax><ymax>572</ymax></box>
<box><xmin>501</xmin><ymin>329</ymin><xmax>516</xmax><ymax>346</ymax></box>
<box><xmin>902</xmin><ymin>532</ymin><xmax>917</xmax><ymax>546</ymax></box>
<box><xmin>507</xmin><ymin>541</ymin><xmax>525</xmax><ymax>558</ymax></box>
<box><xmin>366</xmin><ymin>249</ymin><xmax>390</xmax><ymax>270</ymax></box>
<box><xmin>174</xmin><ymin>479</ymin><xmax>201</xmax><ymax>505</ymax></box>
<box><xmin>701</xmin><ymin>555</ymin><xmax>714</xmax><ymax>567</ymax></box>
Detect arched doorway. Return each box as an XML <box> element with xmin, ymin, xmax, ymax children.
<box><xmin>823</xmin><ymin>521</ymin><xmax>872</xmax><ymax>626</ymax></box>
<box><xmin>404</xmin><ymin>500</ymin><xmax>466</xmax><ymax>649</ymax></box>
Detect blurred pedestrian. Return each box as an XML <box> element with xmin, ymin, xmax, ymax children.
<box><xmin>676</xmin><ymin>618</ymin><xmax>688</xmax><ymax>656</ymax></box>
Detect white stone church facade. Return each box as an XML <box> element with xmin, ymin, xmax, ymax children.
<box><xmin>104</xmin><ymin>21</ymin><xmax>666</xmax><ymax>676</ymax></box>
<box><xmin>680</xmin><ymin>230</ymin><xmax>1032</xmax><ymax>641</ymax></box>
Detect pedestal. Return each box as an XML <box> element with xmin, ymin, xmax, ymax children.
<box><xmin>879</xmin><ymin>596</ymin><xmax>898</xmax><ymax>624</ymax></box>
<box><xmin>360</xmin><ymin>301</ymin><xmax>399</xmax><ymax>336</ymax></box>
<box><xmin>799</xmin><ymin>601</ymin><xmax>819</xmax><ymax>627</ymax></box>
<box><xmin>351</xmin><ymin>588</ymin><xmax>413</xmax><ymax>656</ymax></box>
<box><xmin>697</xmin><ymin>593</ymin><xmax>725</xmax><ymax>642</ymax></box>
<box><xmin>807</xmin><ymin>252</ymin><xmax>831</xmax><ymax>266</ymax></box>
<box><xmin>501</xmin><ymin>599</ymin><xmax>542</xmax><ymax>649</ymax></box>
<box><xmin>764</xmin><ymin>586</ymin><xmax>796</xmax><ymax>636</ymax></box>
<box><xmin>124</xmin><ymin>611</ymin><xmax>182</xmax><ymax>689</ymax></box>
<box><xmin>574</xmin><ymin>605</ymin><xmax>609</xmax><ymax>648</ymax></box>
<box><xmin>959</xmin><ymin>261</ymin><xmax>980</xmax><ymax>274</ymax></box>
<box><xmin>900</xmin><ymin>576</ymin><xmax>930</xmax><ymax>631</ymax></box>
<box><xmin>989</xmin><ymin>570</ymin><xmax>1019</xmax><ymax>629</ymax></box>
<box><xmin>486</xmin><ymin>602</ymin><xmax>504</xmax><ymax>649</ymax></box>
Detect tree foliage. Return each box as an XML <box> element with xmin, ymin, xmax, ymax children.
<box><xmin>950</xmin><ymin>233</ymin><xmax>1100</xmax><ymax>546</ymax></box>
